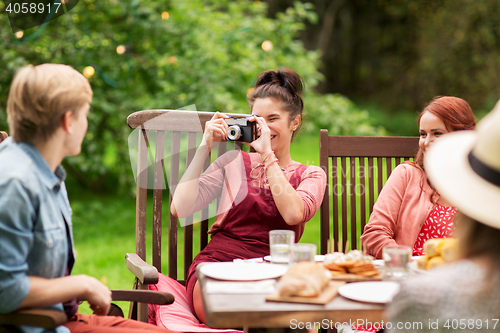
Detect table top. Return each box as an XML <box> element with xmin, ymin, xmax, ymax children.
<box><xmin>197</xmin><ymin>263</ymin><xmax>386</xmax><ymax>329</ymax></box>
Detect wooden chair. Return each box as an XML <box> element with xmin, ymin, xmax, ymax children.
<box><xmin>125</xmin><ymin>110</ymin><xmax>250</xmax><ymax>322</ymax></box>
<box><xmin>319</xmin><ymin>130</ymin><xmax>419</xmax><ymax>254</ymax></box>
<box><xmin>0</xmin><ymin>130</ymin><xmax>174</xmax><ymax>331</ymax></box>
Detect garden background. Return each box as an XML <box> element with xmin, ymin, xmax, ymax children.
<box><xmin>1</xmin><ymin>0</ymin><xmax>499</xmax><ymax>315</ymax></box>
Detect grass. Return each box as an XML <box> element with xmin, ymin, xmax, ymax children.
<box><xmin>70</xmin><ymin>132</ymin><xmax>322</xmax><ymax>315</ymax></box>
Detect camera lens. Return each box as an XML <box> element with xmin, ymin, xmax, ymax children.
<box><xmin>227</xmin><ymin>125</ymin><xmax>242</xmax><ymax>140</ymax></box>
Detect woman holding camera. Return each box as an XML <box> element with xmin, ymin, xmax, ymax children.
<box><xmin>164</xmin><ymin>68</ymin><xmax>326</xmax><ymax>324</ymax></box>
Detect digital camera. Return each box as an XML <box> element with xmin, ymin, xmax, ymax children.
<box><xmin>224</xmin><ymin>118</ymin><xmax>256</xmax><ymax>142</ymax></box>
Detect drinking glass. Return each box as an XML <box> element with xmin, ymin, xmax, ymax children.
<box><xmin>269</xmin><ymin>230</ymin><xmax>295</xmax><ymax>264</ymax></box>
<box><xmin>382</xmin><ymin>245</ymin><xmax>411</xmax><ymax>280</ymax></box>
<box><xmin>289</xmin><ymin>243</ymin><xmax>317</xmax><ymax>266</ymax></box>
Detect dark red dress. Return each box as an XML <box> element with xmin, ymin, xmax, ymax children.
<box><xmin>186</xmin><ymin>152</ymin><xmax>307</xmax><ymax>310</ymax></box>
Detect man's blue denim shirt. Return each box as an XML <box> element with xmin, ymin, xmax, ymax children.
<box><xmin>0</xmin><ymin>138</ymin><xmax>74</xmax><ymax>333</ymax></box>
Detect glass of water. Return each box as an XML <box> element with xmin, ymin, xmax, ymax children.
<box><xmin>269</xmin><ymin>230</ymin><xmax>295</xmax><ymax>264</ymax></box>
<box><xmin>289</xmin><ymin>243</ymin><xmax>317</xmax><ymax>266</ymax></box>
<box><xmin>382</xmin><ymin>245</ymin><xmax>411</xmax><ymax>280</ymax></box>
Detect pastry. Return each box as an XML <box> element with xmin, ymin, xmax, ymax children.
<box><xmin>323</xmin><ymin>250</ymin><xmax>379</xmax><ymax>277</ymax></box>
<box><xmin>440</xmin><ymin>238</ymin><xmax>458</xmax><ymax>262</ymax></box>
<box><xmin>417</xmin><ymin>255</ymin><xmax>429</xmax><ymax>270</ymax></box>
<box><xmin>427</xmin><ymin>256</ymin><xmax>445</xmax><ymax>270</ymax></box>
<box><xmin>423</xmin><ymin>238</ymin><xmax>447</xmax><ymax>257</ymax></box>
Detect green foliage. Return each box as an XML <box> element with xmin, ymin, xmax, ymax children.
<box><xmin>319</xmin><ymin>0</ymin><xmax>500</xmax><ymax>112</ymax></box>
<box><xmin>303</xmin><ymin>93</ymin><xmax>386</xmax><ymax>136</ymax></box>
<box><xmin>0</xmin><ymin>0</ymin><xmax>381</xmax><ymax>192</ymax></box>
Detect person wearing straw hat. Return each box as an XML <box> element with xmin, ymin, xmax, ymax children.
<box><xmin>386</xmin><ymin>101</ymin><xmax>500</xmax><ymax>332</ymax></box>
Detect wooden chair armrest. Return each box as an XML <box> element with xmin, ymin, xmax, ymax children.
<box><xmin>111</xmin><ymin>289</ymin><xmax>174</xmax><ymax>305</ymax></box>
<box><xmin>125</xmin><ymin>253</ymin><xmax>159</xmax><ymax>284</ymax></box>
<box><xmin>0</xmin><ymin>309</ymin><xmax>67</xmax><ymax>329</ymax></box>
<box><xmin>0</xmin><ymin>290</ymin><xmax>174</xmax><ymax>329</ymax></box>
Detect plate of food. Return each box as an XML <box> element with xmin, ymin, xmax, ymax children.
<box><xmin>323</xmin><ymin>250</ymin><xmax>382</xmax><ymax>281</ymax></box>
<box><xmin>338</xmin><ymin>281</ymin><xmax>400</xmax><ymax>304</ymax></box>
<box><xmin>200</xmin><ymin>262</ymin><xmax>288</xmax><ymax>281</ymax></box>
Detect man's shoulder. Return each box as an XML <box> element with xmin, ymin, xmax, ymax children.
<box><xmin>0</xmin><ymin>140</ymin><xmax>39</xmax><ymax>187</ymax></box>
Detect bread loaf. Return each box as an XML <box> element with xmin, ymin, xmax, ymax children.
<box><xmin>277</xmin><ymin>262</ymin><xmax>331</xmax><ymax>297</ymax></box>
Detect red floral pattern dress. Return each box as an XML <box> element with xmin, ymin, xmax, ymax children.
<box><xmin>413</xmin><ymin>203</ymin><xmax>457</xmax><ymax>256</ymax></box>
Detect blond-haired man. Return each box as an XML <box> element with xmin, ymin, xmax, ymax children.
<box><xmin>0</xmin><ymin>64</ymin><xmax>175</xmax><ymax>333</ymax></box>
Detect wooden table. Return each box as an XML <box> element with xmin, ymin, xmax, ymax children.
<box><xmin>197</xmin><ymin>264</ymin><xmax>386</xmax><ymax>332</ymax></box>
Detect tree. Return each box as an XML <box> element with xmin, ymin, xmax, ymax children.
<box><xmin>0</xmin><ymin>0</ymin><xmax>381</xmax><ymax>192</ymax></box>
<box><xmin>265</xmin><ymin>0</ymin><xmax>500</xmax><ymax>112</ymax></box>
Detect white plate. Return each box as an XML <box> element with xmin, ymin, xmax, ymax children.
<box><xmin>199</xmin><ymin>262</ymin><xmax>288</xmax><ymax>281</ymax></box>
<box><xmin>263</xmin><ymin>255</ymin><xmax>325</xmax><ymax>263</ymax></box>
<box><xmin>338</xmin><ymin>281</ymin><xmax>400</xmax><ymax>304</ymax></box>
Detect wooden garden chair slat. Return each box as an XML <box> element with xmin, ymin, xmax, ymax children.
<box><xmin>319</xmin><ymin>130</ymin><xmax>419</xmax><ymax>254</ymax></box>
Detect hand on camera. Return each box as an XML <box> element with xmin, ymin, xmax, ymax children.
<box><xmin>203</xmin><ymin>112</ymin><xmax>229</xmax><ymax>148</ymax></box>
<box><xmin>246</xmin><ymin>115</ymin><xmax>272</xmax><ymax>156</ymax></box>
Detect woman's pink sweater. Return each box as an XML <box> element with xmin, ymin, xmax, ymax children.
<box><xmin>360</xmin><ymin>164</ymin><xmax>438</xmax><ymax>259</ymax></box>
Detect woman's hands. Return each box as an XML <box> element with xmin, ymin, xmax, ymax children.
<box><xmin>246</xmin><ymin>115</ymin><xmax>273</xmax><ymax>160</ymax></box>
<box><xmin>203</xmin><ymin>113</ymin><xmax>273</xmax><ymax>161</ymax></box>
<box><xmin>202</xmin><ymin>112</ymin><xmax>229</xmax><ymax>151</ymax></box>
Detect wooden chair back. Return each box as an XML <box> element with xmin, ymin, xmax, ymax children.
<box><xmin>319</xmin><ymin>130</ymin><xmax>419</xmax><ymax>254</ymax></box>
<box><xmin>126</xmin><ymin>110</ymin><xmax>252</xmax><ymax>321</ymax></box>
<box><xmin>127</xmin><ymin>110</ymin><xmax>249</xmax><ymax>281</ymax></box>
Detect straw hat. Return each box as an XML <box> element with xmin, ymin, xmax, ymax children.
<box><xmin>424</xmin><ymin>100</ymin><xmax>500</xmax><ymax>229</ymax></box>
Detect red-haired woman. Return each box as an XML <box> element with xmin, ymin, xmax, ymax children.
<box><xmin>361</xmin><ymin>96</ymin><xmax>476</xmax><ymax>259</ymax></box>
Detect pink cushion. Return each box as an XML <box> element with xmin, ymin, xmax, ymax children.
<box><xmin>149</xmin><ymin>273</ymin><xmax>242</xmax><ymax>333</ymax></box>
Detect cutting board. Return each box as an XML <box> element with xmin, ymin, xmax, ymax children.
<box><xmin>266</xmin><ymin>280</ymin><xmax>346</xmax><ymax>305</ymax></box>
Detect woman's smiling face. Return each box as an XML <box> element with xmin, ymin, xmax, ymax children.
<box><xmin>419</xmin><ymin>111</ymin><xmax>449</xmax><ymax>154</ymax></box>
<box><xmin>252</xmin><ymin>97</ymin><xmax>300</xmax><ymax>153</ymax></box>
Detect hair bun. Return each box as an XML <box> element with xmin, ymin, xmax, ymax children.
<box><xmin>255</xmin><ymin>68</ymin><xmax>303</xmax><ymax>97</ymax></box>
